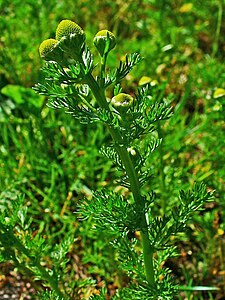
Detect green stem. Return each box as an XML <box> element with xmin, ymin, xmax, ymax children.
<box><xmin>85</xmin><ymin>72</ymin><xmax>155</xmax><ymax>287</ymax></box>
<box><xmin>100</xmin><ymin>53</ymin><xmax>108</xmax><ymax>89</ymax></box>
<box><xmin>76</xmin><ymin>92</ymin><xmax>98</xmax><ymax>114</ymax></box>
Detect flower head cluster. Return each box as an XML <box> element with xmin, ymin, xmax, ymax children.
<box><xmin>39</xmin><ymin>20</ymin><xmax>117</xmax><ymax>64</ymax></box>
<box><xmin>39</xmin><ymin>20</ymin><xmax>85</xmax><ymax>62</ymax></box>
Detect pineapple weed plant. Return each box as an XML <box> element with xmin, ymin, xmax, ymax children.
<box><xmin>0</xmin><ymin>19</ymin><xmax>215</xmax><ymax>300</ymax></box>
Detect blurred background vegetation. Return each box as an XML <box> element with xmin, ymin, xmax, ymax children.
<box><xmin>0</xmin><ymin>0</ymin><xmax>224</xmax><ymax>299</ymax></box>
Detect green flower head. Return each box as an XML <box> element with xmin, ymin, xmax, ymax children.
<box><xmin>94</xmin><ymin>30</ymin><xmax>116</xmax><ymax>57</ymax></box>
<box><xmin>56</xmin><ymin>20</ymin><xmax>85</xmax><ymax>55</ymax></box>
<box><xmin>39</xmin><ymin>39</ymin><xmax>63</xmax><ymax>62</ymax></box>
<box><xmin>56</xmin><ymin>20</ymin><xmax>84</xmax><ymax>40</ymax></box>
<box><xmin>111</xmin><ymin>93</ymin><xmax>134</xmax><ymax>113</ymax></box>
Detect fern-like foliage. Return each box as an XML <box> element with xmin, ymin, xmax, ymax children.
<box><xmin>79</xmin><ymin>191</ymin><xmax>135</xmax><ymax>235</ymax></box>
<box><xmin>100</xmin><ymin>144</ymin><xmax>125</xmax><ymax>172</ymax></box>
<box><xmin>146</xmin><ymin>183</ymin><xmax>214</xmax><ymax>249</ymax></box>
<box><xmin>79</xmin><ymin>190</ymin><xmax>156</xmax><ymax>236</ymax></box>
<box><xmin>113</xmin><ymin>278</ymin><xmax>176</xmax><ymax>300</ymax></box>
<box><xmin>171</xmin><ymin>182</ymin><xmax>214</xmax><ymax>232</ymax></box>
<box><xmin>105</xmin><ymin>53</ymin><xmax>142</xmax><ymax>87</ymax></box>
<box><xmin>37</xmin><ymin>290</ymin><xmax>63</xmax><ymax>300</ymax></box>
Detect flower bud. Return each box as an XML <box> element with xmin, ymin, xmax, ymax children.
<box><xmin>127</xmin><ymin>147</ymin><xmax>137</xmax><ymax>156</ymax></box>
<box><xmin>111</xmin><ymin>93</ymin><xmax>133</xmax><ymax>113</ymax></box>
<box><xmin>94</xmin><ymin>30</ymin><xmax>116</xmax><ymax>57</ymax></box>
<box><xmin>56</xmin><ymin>20</ymin><xmax>85</xmax><ymax>55</ymax></box>
<box><xmin>127</xmin><ymin>147</ymin><xmax>141</xmax><ymax>164</ymax></box>
<box><xmin>39</xmin><ymin>39</ymin><xmax>63</xmax><ymax>62</ymax></box>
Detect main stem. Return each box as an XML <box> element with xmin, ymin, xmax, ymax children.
<box><xmin>85</xmin><ymin>72</ymin><xmax>155</xmax><ymax>287</ymax></box>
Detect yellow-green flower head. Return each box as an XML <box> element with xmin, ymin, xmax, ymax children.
<box><xmin>56</xmin><ymin>20</ymin><xmax>84</xmax><ymax>40</ymax></box>
<box><xmin>111</xmin><ymin>93</ymin><xmax>133</xmax><ymax>113</ymax></box>
<box><xmin>94</xmin><ymin>30</ymin><xmax>116</xmax><ymax>57</ymax></box>
<box><xmin>56</xmin><ymin>20</ymin><xmax>85</xmax><ymax>55</ymax></box>
<box><xmin>39</xmin><ymin>38</ymin><xmax>63</xmax><ymax>62</ymax></box>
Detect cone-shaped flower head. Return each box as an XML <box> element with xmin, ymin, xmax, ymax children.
<box><xmin>56</xmin><ymin>20</ymin><xmax>85</xmax><ymax>56</ymax></box>
<box><xmin>39</xmin><ymin>39</ymin><xmax>63</xmax><ymax>62</ymax></box>
<box><xmin>111</xmin><ymin>93</ymin><xmax>133</xmax><ymax>113</ymax></box>
<box><xmin>94</xmin><ymin>30</ymin><xmax>116</xmax><ymax>57</ymax></box>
